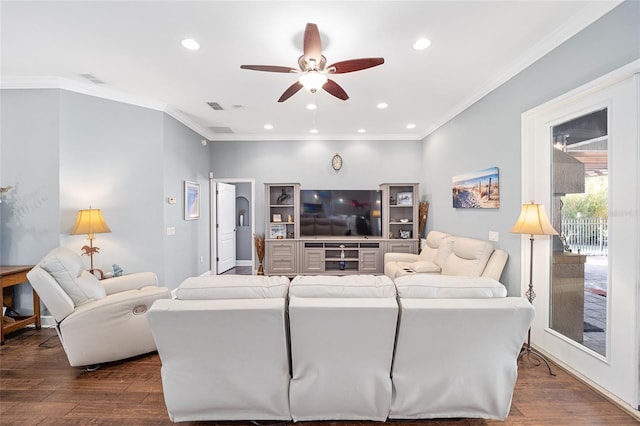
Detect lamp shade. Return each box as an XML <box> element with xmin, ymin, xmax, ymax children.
<box><xmin>70</xmin><ymin>209</ymin><xmax>111</xmax><ymax>237</ymax></box>
<box><xmin>510</xmin><ymin>202</ymin><xmax>558</xmax><ymax>236</ymax></box>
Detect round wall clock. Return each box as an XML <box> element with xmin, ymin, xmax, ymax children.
<box><xmin>331</xmin><ymin>153</ymin><xmax>343</xmax><ymax>171</ymax></box>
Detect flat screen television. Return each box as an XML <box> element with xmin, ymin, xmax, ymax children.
<box><xmin>300</xmin><ymin>189</ymin><xmax>382</xmax><ymax>237</ymax></box>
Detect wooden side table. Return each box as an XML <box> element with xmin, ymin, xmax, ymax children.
<box><xmin>1</xmin><ymin>265</ymin><xmax>40</xmax><ymax>344</ymax></box>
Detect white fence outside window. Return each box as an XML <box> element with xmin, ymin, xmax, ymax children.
<box><xmin>561</xmin><ymin>217</ymin><xmax>608</xmax><ymax>255</ymax></box>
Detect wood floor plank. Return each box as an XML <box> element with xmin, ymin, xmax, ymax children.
<box><xmin>1</xmin><ymin>327</ymin><xmax>638</xmax><ymax>425</ymax></box>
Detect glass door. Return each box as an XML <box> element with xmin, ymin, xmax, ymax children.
<box><xmin>550</xmin><ymin>108</ymin><xmax>608</xmax><ymax>356</ymax></box>
<box><xmin>521</xmin><ymin>68</ymin><xmax>638</xmax><ymax>409</ymax></box>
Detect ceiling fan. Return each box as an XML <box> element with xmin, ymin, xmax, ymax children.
<box><xmin>240</xmin><ymin>23</ymin><xmax>384</xmax><ymax>102</ymax></box>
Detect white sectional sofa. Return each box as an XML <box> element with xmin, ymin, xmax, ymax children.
<box><xmin>147</xmin><ymin>271</ymin><xmax>533</xmax><ymax>422</ymax></box>
<box><xmin>384</xmin><ymin>230</ymin><xmax>509</xmax><ymax>281</ymax></box>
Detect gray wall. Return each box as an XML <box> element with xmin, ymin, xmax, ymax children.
<box><xmin>58</xmin><ymin>91</ymin><xmax>165</xmax><ymax>279</ymax></box>
<box><xmin>1</xmin><ymin>90</ymin><xmax>210</xmax><ymax>315</ymax></box>
<box><xmin>1</xmin><ymin>90</ymin><xmax>61</xmax><ymax>263</ymax></box>
<box><xmin>210</xmin><ymin>139</ymin><xmax>426</xmax><ymax>238</ymax></box>
<box><xmin>422</xmin><ymin>0</ymin><xmax>640</xmax><ymax>295</ymax></box>
<box><xmin>162</xmin><ymin>115</ymin><xmax>211</xmax><ymax>288</ymax></box>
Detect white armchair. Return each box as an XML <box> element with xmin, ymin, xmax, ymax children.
<box><xmin>27</xmin><ymin>247</ymin><xmax>170</xmax><ymax>367</ymax></box>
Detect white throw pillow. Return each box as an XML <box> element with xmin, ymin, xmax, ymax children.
<box><xmin>176</xmin><ymin>275</ymin><xmax>290</xmax><ymax>300</ymax></box>
<box><xmin>395</xmin><ymin>274</ymin><xmax>507</xmax><ymax>298</ymax></box>
<box><xmin>40</xmin><ymin>247</ymin><xmax>106</xmax><ymax>306</ymax></box>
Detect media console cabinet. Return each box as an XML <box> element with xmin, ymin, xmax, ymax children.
<box><xmin>264</xmin><ymin>183</ymin><xmax>420</xmax><ymax>276</ymax></box>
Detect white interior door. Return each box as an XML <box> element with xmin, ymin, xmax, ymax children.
<box><xmin>522</xmin><ymin>65</ymin><xmax>639</xmax><ymax>409</ymax></box>
<box><xmin>216</xmin><ymin>182</ymin><xmax>236</xmax><ymax>274</ymax></box>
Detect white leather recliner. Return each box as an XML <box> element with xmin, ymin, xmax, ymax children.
<box><xmin>147</xmin><ymin>275</ymin><xmax>292</xmax><ymax>422</ymax></box>
<box><xmin>385</xmin><ymin>230</ymin><xmax>509</xmax><ymax>281</ymax></box>
<box><xmin>288</xmin><ymin>275</ymin><xmax>398</xmax><ymax>421</ymax></box>
<box><xmin>27</xmin><ymin>247</ymin><xmax>171</xmax><ymax>367</ymax></box>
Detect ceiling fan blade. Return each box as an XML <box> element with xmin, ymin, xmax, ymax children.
<box><xmin>240</xmin><ymin>65</ymin><xmax>297</xmax><ymax>73</ymax></box>
<box><xmin>323</xmin><ymin>79</ymin><xmax>349</xmax><ymax>101</ymax></box>
<box><xmin>278</xmin><ymin>81</ymin><xmax>304</xmax><ymax>102</ymax></box>
<box><xmin>326</xmin><ymin>58</ymin><xmax>385</xmax><ymax>74</ymax></box>
<box><xmin>303</xmin><ymin>23</ymin><xmax>323</xmax><ymax>64</ymax></box>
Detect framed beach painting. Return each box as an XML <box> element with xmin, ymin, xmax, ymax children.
<box><xmin>452</xmin><ymin>167</ymin><xmax>500</xmax><ymax>208</ymax></box>
<box><xmin>184</xmin><ymin>180</ymin><xmax>201</xmax><ymax>220</ymax></box>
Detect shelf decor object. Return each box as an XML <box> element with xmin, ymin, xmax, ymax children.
<box><xmin>510</xmin><ymin>201</ymin><xmax>558</xmax><ymax>376</ymax></box>
<box><xmin>254</xmin><ymin>234</ymin><xmax>265</xmax><ymax>275</ymax></box>
<box><xmin>396</xmin><ymin>192</ymin><xmax>413</xmax><ymax>205</ymax></box>
<box><xmin>70</xmin><ymin>208</ymin><xmax>111</xmax><ymax>279</ymax></box>
<box><xmin>418</xmin><ymin>201</ymin><xmax>429</xmax><ymax>238</ymax></box>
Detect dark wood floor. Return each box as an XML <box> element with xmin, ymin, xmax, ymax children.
<box><xmin>1</xmin><ymin>328</ymin><xmax>638</xmax><ymax>425</ymax></box>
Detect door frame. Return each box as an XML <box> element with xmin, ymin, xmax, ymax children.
<box><xmin>209</xmin><ymin>175</ymin><xmax>256</xmax><ymax>275</ymax></box>
<box><xmin>520</xmin><ymin>59</ymin><xmax>639</xmax><ymax>411</ymax></box>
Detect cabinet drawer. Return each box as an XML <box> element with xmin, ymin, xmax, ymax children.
<box><xmin>269</xmin><ymin>242</ymin><xmax>296</xmax><ymax>257</ymax></box>
<box><xmin>387</xmin><ymin>241</ymin><xmax>418</xmax><ymax>254</ymax></box>
<box><xmin>270</xmin><ymin>257</ymin><xmax>296</xmax><ymax>274</ymax></box>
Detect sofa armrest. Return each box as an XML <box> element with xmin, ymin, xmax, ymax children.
<box><xmin>384</xmin><ymin>253</ymin><xmax>420</xmax><ymax>264</ymax></box>
<box><xmin>101</xmin><ymin>272</ymin><xmax>159</xmax><ymax>295</ymax></box>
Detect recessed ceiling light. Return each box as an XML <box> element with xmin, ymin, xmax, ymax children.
<box><xmin>310</xmin><ymin>129</ymin><xmax>319</xmax><ymax>134</ymax></box>
<box><xmin>264</xmin><ymin>124</ymin><xmax>273</xmax><ymax>130</ymax></box>
<box><xmin>377</xmin><ymin>102</ymin><xmax>388</xmax><ymax>109</ymax></box>
<box><xmin>181</xmin><ymin>39</ymin><xmax>200</xmax><ymax>51</ymax></box>
<box><xmin>306</xmin><ymin>104</ymin><xmax>317</xmax><ymax>110</ymax></box>
<box><xmin>406</xmin><ymin>123</ymin><xmax>416</xmax><ymax>129</ymax></box>
<box><xmin>357</xmin><ymin>128</ymin><xmax>366</xmax><ymax>133</ymax></box>
<box><xmin>413</xmin><ymin>37</ymin><xmax>431</xmax><ymax>50</ymax></box>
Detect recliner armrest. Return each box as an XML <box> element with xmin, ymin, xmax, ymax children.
<box><xmin>101</xmin><ymin>272</ymin><xmax>159</xmax><ymax>295</ymax></box>
<box><xmin>383</xmin><ymin>253</ymin><xmax>420</xmax><ymax>264</ymax></box>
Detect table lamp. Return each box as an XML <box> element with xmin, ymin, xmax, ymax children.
<box><xmin>510</xmin><ymin>201</ymin><xmax>558</xmax><ymax>375</ymax></box>
<box><xmin>70</xmin><ymin>208</ymin><xmax>111</xmax><ymax>278</ymax></box>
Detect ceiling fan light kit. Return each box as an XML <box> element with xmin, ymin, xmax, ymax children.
<box><xmin>241</xmin><ymin>23</ymin><xmax>384</xmax><ymax>102</ymax></box>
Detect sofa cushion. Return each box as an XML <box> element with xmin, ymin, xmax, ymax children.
<box><xmin>395</xmin><ymin>274</ymin><xmax>507</xmax><ymax>298</ymax></box>
<box><xmin>290</xmin><ymin>275</ymin><xmax>396</xmax><ymax>298</ymax></box>
<box><xmin>440</xmin><ymin>237</ymin><xmax>494</xmax><ymax>277</ymax></box>
<box><xmin>39</xmin><ymin>247</ymin><xmax>106</xmax><ymax>306</ymax></box>
<box><xmin>176</xmin><ymin>275</ymin><xmax>290</xmax><ymax>300</ymax></box>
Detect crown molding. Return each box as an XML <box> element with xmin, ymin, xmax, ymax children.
<box><xmin>420</xmin><ymin>0</ymin><xmax>623</xmax><ymax>140</ymax></box>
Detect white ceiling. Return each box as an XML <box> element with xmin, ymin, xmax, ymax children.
<box><xmin>0</xmin><ymin>1</ymin><xmax>620</xmax><ymax>142</ymax></box>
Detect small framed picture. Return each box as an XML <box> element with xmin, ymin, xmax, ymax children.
<box><xmin>272</xmin><ymin>214</ymin><xmax>282</xmax><ymax>222</ymax></box>
<box><xmin>184</xmin><ymin>180</ymin><xmax>201</xmax><ymax>220</ymax></box>
<box><xmin>397</xmin><ymin>191</ymin><xmax>413</xmax><ymax>206</ymax></box>
<box><xmin>270</xmin><ymin>224</ymin><xmax>285</xmax><ymax>239</ymax></box>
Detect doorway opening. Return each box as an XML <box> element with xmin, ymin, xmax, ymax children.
<box><xmin>210</xmin><ymin>177</ymin><xmax>256</xmax><ymax>275</ymax></box>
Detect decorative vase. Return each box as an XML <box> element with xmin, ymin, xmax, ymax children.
<box><xmin>254</xmin><ymin>233</ymin><xmax>265</xmax><ymax>276</ymax></box>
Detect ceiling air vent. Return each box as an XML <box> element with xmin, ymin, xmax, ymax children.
<box><xmin>207</xmin><ymin>102</ymin><xmax>224</xmax><ymax>111</ymax></box>
<box><xmin>209</xmin><ymin>126</ymin><xmax>234</xmax><ymax>134</ymax></box>
<box><xmin>77</xmin><ymin>73</ymin><xmax>105</xmax><ymax>84</ymax></box>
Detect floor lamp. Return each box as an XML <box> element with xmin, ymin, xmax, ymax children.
<box><xmin>510</xmin><ymin>201</ymin><xmax>558</xmax><ymax>376</ymax></box>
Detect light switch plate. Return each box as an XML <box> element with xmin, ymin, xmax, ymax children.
<box><xmin>167</xmin><ymin>227</ymin><xmax>176</xmax><ymax>236</ymax></box>
<box><xmin>489</xmin><ymin>231</ymin><xmax>499</xmax><ymax>242</ymax></box>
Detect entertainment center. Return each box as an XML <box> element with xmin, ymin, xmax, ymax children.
<box><xmin>264</xmin><ymin>183</ymin><xmax>419</xmax><ymax>275</ymax></box>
